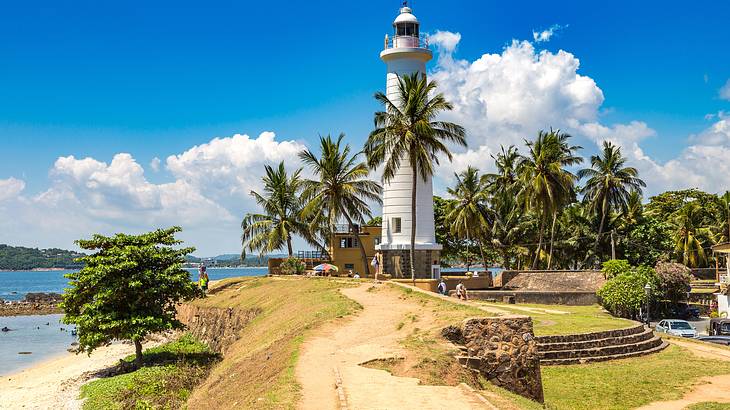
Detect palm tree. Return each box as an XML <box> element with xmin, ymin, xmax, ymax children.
<box><xmin>713</xmin><ymin>191</ymin><xmax>730</xmax><ymax>244</ymax></box>
<box><xmin>241</xmin><ymin>162</ymin><xmax>307</xmax><ymax>258</ymax></box>
<box><xmin>672</xmin><ymin>202</ymin><xmax>710</xmax><ymax>267</ymax></box>
<box><xmin>446</xmin><ymin>166</ymin><xmax>490</xmax><ymax>272</ymax></box>
<box><xmin>517</xmin><ymin>130</ymin><xmax>582</xmax><ymax>269</ymax></box>
<box><xmin>484</xmin><ymin>145</ymin><xmax>520</xmax><ymax>190</ymax></box>
<box><xmin>578</xmin><ymin>141</ymin><xmax>646</xmax><ymax>263</ymax></box>
<box><xmin>299</xmin><ymin>133</ymin><xmax>382</xmax><ymax>277</ymax></box>
<box><xmin>365</xmin><ymin>72</ymin><xmax>466</xmax><ymax>282</ymax></box>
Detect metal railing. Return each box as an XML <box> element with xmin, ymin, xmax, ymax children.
<box><xmin>296</xmin><ymin>250</ymin><xmax>329</xmax><ymax>260</ymax></box>
<box><xmin>384</xmin><ymin>34</ymin><xmax>430</xmax><ymax>50</ymax></box>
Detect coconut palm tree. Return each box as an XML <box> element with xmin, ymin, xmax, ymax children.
<box><xmin>713</xmin><ymin>191</ymin><xmax>730</xmax><ymax>244</ymax></box>
<box><xmin>672</xmin><ymin>202</ymin><xmax>710</xmax><ymax>267</ymax></box>
<box><xmin>484</xmin><ymin>145</ymin><xmax>520</xmax><ymax>191</ymax></box>
<box><xmin>241</xmin><ymin>162</ymin><xmax>307</xmax><ymax>258</ymax></box>
<box><xmin>299</xmin><ymin>133</ymin><xmax>382</xmax><ymax>277</ymax></box>
<box><xmin>446</xmin><ymin>166</ymin><xmax>490</xmax><ymax>272</ymax></box>
<box><xmin>518</xmin><ymin>130</ymin><xmax>582</xmax><ymax>269</ymax></box>
<box><xmin>365</xmin><ymin>72</ymin><xmax>466</xmax><ymax>282</ymax></box>
<box><xmin>578</xmin><ymin>141</ymin><xmax>646</xmax><ymax>263</ymax></box>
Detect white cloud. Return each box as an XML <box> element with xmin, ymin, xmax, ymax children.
<box><xmin>150</xmin><ymin>157</ymin><xmax>161</xmax><ymax>172</ymax></box>
<box><xmin>532</xmin><ymin>24</ymin><xmax>566</xmax><ymax>43</ymax></box>
<box><xmin>0</xmin><ymin>132</ymin><xmax>307</xmax><ymax>255</ymax></box>
<box><xmin>427</xmin><ymin>31</ymin><xmax>730</xmax><ymax>197</ymax></box>
<box><xmin>0</xmin><ymin>177</ymin><xmax>25</xmax><ymax>202</ymax></box>
<box><xmin>720</xmin><ymin>79</ymin><xmax>730</xmax><ymax>101</ymax></box>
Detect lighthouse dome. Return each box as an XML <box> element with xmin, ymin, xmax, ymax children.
<box><xmin>393</xmin><ymin>7</ymin><xmax>419</xmax><ymax>25</ymax></box>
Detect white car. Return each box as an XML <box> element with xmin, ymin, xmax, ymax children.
<box><xmin>655</xmin><ymin>319</ymin><xmax>698</xmax><ymax>338</ymax></box>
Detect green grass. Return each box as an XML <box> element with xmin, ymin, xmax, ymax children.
<box><xmin>474</xmin><ymin>301</ymin><xmax>632</xmax><ymax>336</ymax></box>
<box><xmin>687</xmin><ymin>403</ymin><xmax>730</xmax><ymax>410</ymax></box>
<box><xmin>80</xmin><ymin>334</ymin><xmax>218</xmax><ymax>410</ymax></box>
<box><xmin>541</xmin><ymin>344</ymin><xmax>730</xmax><ymax>410</ymax></box>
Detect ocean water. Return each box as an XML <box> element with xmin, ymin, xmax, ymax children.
<box><xmin>0</xmin><ymin>267</ymin><xmax>267</xmax><ymax>376</ymax></box>
<box><xmin>0</xmin><ymin>267</ymin><xmax>268</xmax><ymax>302</ymax></box>
<box><xmin>0</xmin><ymin>314</ymin><xmax>77</xmax><ymax>376</ymax></box>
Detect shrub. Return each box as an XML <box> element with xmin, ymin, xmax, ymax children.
<box><xmin>654</xmin><ymin>262</ymin><xmax>691</xmax><ymax>303</ymax></box>
<box><xmin>279</xmin><ymin>257</ymin><xmax>306</xmax><ymax>275</ymax></box>
<box><xmin>602</xmin><ymin>259</ymin><xmax>632</xmax><ymax>280</ymax></box>
<box><xmin>710</xmin><ymin>311</ymin><xmax>719</xmax><ymax>319</ymax></box>
<box><xmin>598</xmin><ymin>265</ymin><xmax>659</xmax><ymax>319</ymax></box>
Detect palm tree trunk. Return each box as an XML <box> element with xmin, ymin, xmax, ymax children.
<box><xmin>478</xmin><ymin>239</ymin><xmax>489</xmax><ymax>276</ymax></box>
<box><xmin>287</xmin><ymin>235</ymin><xmax>293</xmax><ymax>257</ymax></box>
<box><xmin>410</xmin><ymin>170</ymin><xmax>417</xmax><ymax>285</ymax></box>
<box><xmin>594</xmin><ymin>208</ymin><xmax>607</xmax><ymax>263</ymax></box>
<box><xmin>548</xmin><ymin>211</ymin><xmax>557</xmax><ymax>269</ymax></box>
<box><xmin>465</xmin><ymin>228</ymin><xmax>471</xmax><ymax>273</ymax></box>
<box><xmin>134</xmin><ymin>339</ymin><xmax>143</xmax><ymax>368</ymax></box>
<box><xmin>532</xmin><ymin>211</ymin><xmax>545</xmax><ymax>270</ymax></box>
<box><xmin>344</xmin><ymin>214</ymin><xmax>370</xmax><ymax>277</ymax></box>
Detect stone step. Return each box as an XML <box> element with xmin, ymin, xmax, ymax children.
<box><xmin>538</xmin><ymin>335</ymin><xmax>664</xmax><ymax>361</ymax></box>
<box><xmin>535</xmin><ymin>323</ymin><xmax>645</xmax><ymax>344</ymax></box>
<box><xmin>540</xmin><ymin>341</ymin><xmax>669</xmax><ymax>366</ymax></box>
<box><xmin>537</xmin><ymin>327</ymin><xmax>655</xmax><ymax>352</ymax></box>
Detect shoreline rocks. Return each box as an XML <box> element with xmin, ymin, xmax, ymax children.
<box><xmin>0</xmin><ymin>292</ymin><xmax>64</xmax><ymax>316</ymax></box>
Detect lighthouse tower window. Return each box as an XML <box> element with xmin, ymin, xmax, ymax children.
<box><xmin>396</xmin><ymin>23</ymin><xmax>418</xmax><ymax>37</ymax></box>
<box><xmin>392</xmin><ymin>217</ymin><xmax>402</xmax><ymax>233</ymax></box>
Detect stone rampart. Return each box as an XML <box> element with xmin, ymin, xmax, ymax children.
<box><xmin>177</xmin><ymin>304</ymin><xmax>260</xmax><ymax>353</ymax></box>
<box><xmin>444</xmin><ymin>316</ymin><xmax>544</xmax><ymax>403</ymax></box>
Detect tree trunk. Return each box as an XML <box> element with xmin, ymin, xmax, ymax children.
<box><xmin>547</xmin><ymin>211</ymin><xmax>557</xmax><ymax>269</ymax></box>
<box><xmin>465</xmin><ymin>228</ymin><xmax>471</xmax><ymax>273</ymax></box>
<box><xmin>610</xmin><ymin>229</ymin><xmax>616</xmax><ymax>260</ymax></box>
<box><xmin>410</xmin><ymin>170</ymin><xmax>418</xmax><ymax>285</ymax></box>
<box><xmin>344</xmin><ymin>213</ymin><xmax>370</xmax><ymax>277</ymax></box>
<box><xmin>134</xmin><ymin>339</ymin><xmax>143</xmax><ymax>368</ymax></box>
<box><xmin>532</xmin><ymin>211</ymin><xmax>545</xmax><ymax>270</ymax></box>
<box><xmin>287</xmin><ymin>235</ymin><xmax>293</xmax><ymax>257</ymax></box>
<box><xmin>593</xmin><ymin>201</ymin><xmax>607</xmax><ymax>263</ymax></box>
<box><xmin>478</xmin><ymin>239</ymin><xmax>488</xmax><ymax>275</ymax></box>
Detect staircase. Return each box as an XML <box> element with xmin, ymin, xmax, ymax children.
<box><xmin>536</xmin><ymin>323</ymin><xmax>668</xmax><ymax>365</ymax></box>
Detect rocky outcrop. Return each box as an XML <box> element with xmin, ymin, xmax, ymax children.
<box><xmin>177</xmin><ymin>304</ymin><xmax>260</xmax><ymax>353</ymax></box>
<box><xmin>0</xmin><ymin>292</ymin><xmax>64</xmax><ymax>316</ymax></box>
<box><xmin>24</xmin><ymin>292</ymin><xmax>63</xmax><ymax>303</ymax></box>
<box><xmin>448</xmin><ymin>316</ymin><xmax>544</xmax><ymax>403</ymax></box>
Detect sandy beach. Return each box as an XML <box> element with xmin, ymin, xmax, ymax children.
<box><xmin>0</xmin><ymin>341</ymin><xmax>153</xmax><ymax>410</ymax></box>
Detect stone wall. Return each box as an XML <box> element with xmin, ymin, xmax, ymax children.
<box><xmin>381</xmin><ymin>249</ymin><xmax>438</xmax><ymax>279</ymax></box>
<box><xmin>444</xmin><ymin>316</ymin><xmax>544</xmax><ymax>403</ymax></box>
<box><xmin>177</xmin><ymin>304</ymin><xmax>260</xmax><ymax>353</ymax></box>
<box><xmin>466</xmin><ymin>290</ymin><xmax>599</xmax><ymax>306</ymax></box>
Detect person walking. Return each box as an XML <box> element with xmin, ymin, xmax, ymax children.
<box><xmin>198</xmin><ymin>265</ymin><xmax>209</xmax><ymax>294</ymax></box>
<box><xmin>437</xmin><ymin>278</ymin><xmax>447</xmax><ymax>295</ymax></box>
<box><xmin>455</xmin><ymin>281</ymin><xmax>468</xmax><ymax>300</ymax></box>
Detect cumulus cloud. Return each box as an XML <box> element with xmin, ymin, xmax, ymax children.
<box><xmin>0</xmin><ymin>132</ymin><xmax>306</xmax><ymax>255</ymax></box>
<box><xmin>532</xmin><ymin>24</ymin><xmax>566</xmax><ymax>43</ymax></box>
<box><xmin>150</xmin><ymin>157</ymin><xmax>161</xmax><ymax>172</ymax></box>
<box><xmin>0</xmin><ymin>177</ymin><xmax>25</xmax><ymax>202</ymax></box>
<box><xmin>720</xmin><ymin>79</ymin><xmax>730</xmax><ymax>101</ymax></box>
<box><xmin>428</xmin><ymin>31</ymin><xmax>730</xmax><ymax>196</ymax></box>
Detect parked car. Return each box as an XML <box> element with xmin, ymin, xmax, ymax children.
<box><xmin>668</xmin><ymin>303</ymin><xmax>701</xmax><ymax>320</ymax></box>
<box><xmin>655</xmin><ymin>319</ymin><xmax>699</xmax><ymax>338</ymax></box>
<box><xmin>710</xmin><ymin>318</ymin><xmax>730</xmax><ymax>336</ymax></box>
<box><xmin>697</xmin><ymin>335</ymin><xmax>730</xmax><ymax>346</ymax></box>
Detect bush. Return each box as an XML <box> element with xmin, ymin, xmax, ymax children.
<box><xmin>710</xmin><ymin>311</ymin><xmax>719</xmax><ymax>319</ymax></box>
<box><xmin>598</xmin><ymin>265</ymin><xmax>659</xmax><ymax>319</ymax></box>
<box><xmin>654</xmin><ymin>262</ymin><xmax>691</xmax><ymax>303</ymax></box>
<box><xmin>602</xmin><ymin>259</ymin><xmax>632</xmax><ymax>280</ymax></box>
<box><xmin>279</xmin><ymin>257</ymin><xmax>306</xmax><ymax>275</ymax></box>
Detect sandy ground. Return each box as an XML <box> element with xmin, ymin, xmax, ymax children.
<box><xmin>637</xmin><ymin>339</ymin><xmax>730</xmax><ymax>410</ymax></box>
<box><xmin>0</xmin><ymin>339</ymin><xmax>164</xmax><ymax>410</ymax></box>
<box><xmin>296</xmin><ymin>283</ymin><xmax>492</xmax><ymax>410</ymax></box>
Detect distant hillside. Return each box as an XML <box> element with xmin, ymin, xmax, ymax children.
<box><xmin>185</xmin><ymin>253</ymin><xmax>287</xmax><ymax>267</ymax></box>
<box><xmin>0</xmin><ymin>244</ymin><xmax>85</xmax><ymax>270</ymax></box>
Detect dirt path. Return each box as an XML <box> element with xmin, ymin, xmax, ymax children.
<box><xmin>636</xmin><ymin>339</ymin><xmax>730</xmax><ymax>410</ymax></box>
<box><xmin>0</xmin><ymin>339</ymin><xmax>165</xmax><ymax>410</ymax></box>
<box><xmin>296</xmin><ymin>283</ymin><xmax>492</xmax><ymax>410</ymax></box>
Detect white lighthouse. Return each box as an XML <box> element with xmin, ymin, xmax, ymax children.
<box><xmin>377</xmin><ymin>3</ymin><xmax>442</xmax><ymax>279</ymax></box>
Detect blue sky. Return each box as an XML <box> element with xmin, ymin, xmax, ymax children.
<box><xmin>1</xmin><ymin>0</ymin><xmax>729</xmax><ymax>254</ymax></box>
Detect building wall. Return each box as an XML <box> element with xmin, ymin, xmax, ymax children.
<box><xmin>330</xmin><ymin>225</ymin><xmax>381</xmax><ymax>277</ymax></box>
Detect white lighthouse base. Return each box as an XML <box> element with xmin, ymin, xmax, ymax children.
<box><xmin>378</xmin><ymin>246</ymin><xmax>441</xmax><ymax>279</ymax></box>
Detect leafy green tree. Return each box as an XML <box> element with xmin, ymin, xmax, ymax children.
<box><xmin>518</xmin><ymin>130</ymin><xmax>582</xmax><ymax>269</ymax></box>
<box><xmin>241</xmin><ymin>162</ymin><xmax>308</xmax><ymax>257</ymax></box>
<box><xmin>602</xmin><ymin>259</ymin><xmax>631</xmax><ymax>280</ymax></box>
<box><xmin>579</xmin><ymin>141</ymin><xmax>645</xmax><ymax>264</ymax></box>
<box><xmin>671</xmin><ymin>202</ymin><xmax>711</xmax><ymax>267</ymax></box>
<box><xmin>299</xmin><ymin>133</ymin><xmax>382</xmax><ymax>276</ymax></box>
<box><xmin>598</xmin><ymin>265</ymin><xmax>659</xmax><ymax>319</ymax></box>
<box><xmin>446</xmin><ymin>166</ymin><xmax>490</xmax><ymax>271</ymax></box>
<box><xmin>624</xmin><ymin>217</ymin><xmax>673</xmax><ymax>266</ymax></box>
<box><xmin>365</xmin><ymin>72</ymin><xmax>466</xmax><ymax>282</ymax></box>
<box><xmin>713</xmin><ymin>191</ymin><xmax>730</xmax><ymax>244</ymax></box>
<box><xmin>654</xmin><ymin>262</ymin><xmax>691</xmax><ymax>303</ymax></box>
<box><xmin>434</xmin><ymin>195</ymin><xmax>463</xmax><ymax>265</ymax></box>
<box><xmin>61</xmin><ymin>227</ymin><xmax>202</xmax><ymax>367</ymax></box>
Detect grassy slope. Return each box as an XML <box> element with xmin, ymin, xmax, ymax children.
<box><xmin>542</xmin><ymin>345</ymin><xmax>730</xmax><ymax>409</ymax></box>
<box><xmin>185</xmin><ymin>276</ymin><xmax>360</xmax><ymax>409</ymax></box>
<box><xmin>80</xmin><ymin>334</ymin><xmax>218</xmax><ymax>410</ymax></box>
<box><xmin>473</xmin><ymin>301</ymin><xmax>632</xmax><ymax>336</ymax></box>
